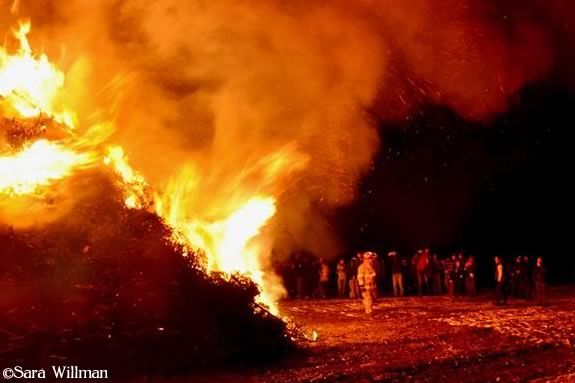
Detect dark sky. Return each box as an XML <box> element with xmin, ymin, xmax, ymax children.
<box><xmin>336</xmin><ymin>81</ymin><xmax>575</xmax><ymax>282</ymax></box>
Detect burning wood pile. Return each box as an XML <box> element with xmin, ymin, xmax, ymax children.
<box><xmin>0</xmin><ymin>17</ymin><xmax>293</xmax><ymax>375</ymax></box>
<box><xmin>0</xmin><ymin>172</ymin><xmax>292</xmax><ymax>373</ymax></box>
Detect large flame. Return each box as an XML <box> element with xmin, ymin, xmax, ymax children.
<box><xmin>0</xmin><ymin>20</ymin><xmax>75</xmax><ymax>128</ymax></box>
<box><xmin>0</xmin><ymin>19</ymin><xmax>298</xmax><ymax>316</ymax></box>
<box><xmin>155</xmin><ymin>175</ymin><xmax>281</xmax><ymax>313</ymax></box>
<box><xmin>0</xmin><ymin>139</ymin><xmax>94</xmax><ymax>196</ymax></box>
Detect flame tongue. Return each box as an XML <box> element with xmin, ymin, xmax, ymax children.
<box><xmin>0</xmin><ymin>20</ymin><xmax>75</xmax><ymax>128</ymax></box>
<box><xmin>155</xmin><ymin>170</ymin><xmax>285</xmax><ymax>315</ymax></box>
<box><xmin>0</xmin><ymin>139</ymin><xmax>94</xmax><ymax>196</ymax></box>
<box><xmin>209</xmin><ymin>197</ymin><xmax>276</xmax><ymax>273</ymax></box>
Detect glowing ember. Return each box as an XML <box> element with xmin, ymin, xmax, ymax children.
<box><xmin>0</xmin><ymin>139</ymin><xmax>93</xmax><ymax>196</ymax></box>
<box><xmin>0</xmin><ymin>20</ymin><xmax>75</xmax><ymax>128</ymax></box>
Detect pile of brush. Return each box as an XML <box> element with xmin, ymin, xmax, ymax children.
<box><xmin>0</xmin><ymin>171</ymin><xmax>293</xmax><ymax>376</ymax></box>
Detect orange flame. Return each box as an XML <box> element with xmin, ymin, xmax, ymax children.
<box><xmin>0</xmin><ymin>18</ymin><xmax>303</xmax><ymax>317</ymax></box>
<box><xmin>0</xmin><ymin>139</ymin><xmax>94</xmax><ymax>196</ymax></box>
<box><xmin>0</xmin><ymin>20</ymin><xmax>75</xmax><ymax>128</ymax></box>
<box><xmin>154</xmin><ymin>149</ymin><xmax>307</xmax><ymax>314</ymax></box>
<box><xmin>104</xmin><ymin>146</ymin><xmax>149</xmax><ymax>209</ymax></box>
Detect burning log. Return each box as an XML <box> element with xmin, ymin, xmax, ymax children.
<box><xmin>0</xmin><ymin>173</ymin><xmax>293</xmax><ymax>375</ymax></box>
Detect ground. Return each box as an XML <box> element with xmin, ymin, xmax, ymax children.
<box><xmin>183</xmin><ymin>287</ymin><xmax>575</xmax><ymax>383</ymax></box>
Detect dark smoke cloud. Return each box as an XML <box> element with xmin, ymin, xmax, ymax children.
<box><xmin>5</xmin><ymin>0</ymin><xmax>571</xmax><ymax>257</ymax></box>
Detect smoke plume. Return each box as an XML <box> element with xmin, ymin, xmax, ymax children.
<box><xmin>3</xmin><ymin>0</ymin><xmax>570</xmax><ymax>257</ymax></box>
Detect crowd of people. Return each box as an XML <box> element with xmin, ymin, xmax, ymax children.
<box><xmin>281</xmin><ymin>250</ymin><xmax>547</xmax><ymax>313</ymax></box>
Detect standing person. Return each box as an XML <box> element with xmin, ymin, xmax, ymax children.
<box><xmin>389</xmin><ymin>251</ymin><xmax>404</xmax><ymax>297</ymax></box>
<box><xmin>464</xmin><ymin>255</ymin><xmax>477</xmax><ymax>297</ymax></box>
<box><xmin>495</xmin><ymin>256</ymin><xmax>507</xmax><ymax>305</ymax></box>
<box><xmin>454</xmin><ymin>258</ymin><xmax>466</xmax><ymax>297</ymax></box>
<box><xmin>533</xmin><ymin>256</ymin><xmax>546</xmax><ymax>305</ymax></box>
<box><xmin>431</xmin><ymin>254</ymin><xmax>443</xmax><ymax>295</ymax></box>
<box><xmin>357</xmin><ymin>252</ymin><xmax>377</xmax><ymax>314</ymax></box>
<box><xmin>443</xmin><ymin>254</ymin><xmax>457</xmax><ymax>298</ymax></box>
<box><xmin>294</xmin><ymin>253</ymin><xmax>306</xmax><ymax>299</ymax></box>
<box><xmin>336</xmin><ymin>259</ymin><xmax>347</xmax><ymax>298</ymax></box>
<box><xmin>317</xmin><ymin>258</ymin><xmax>330</xmax><ymax>298</ymax></box>
<box><xmin>415</xmin><ymin>249</ymin><xmax>430</xmax><ymax>296</ymax></box>
<box><xmin>349</xmin><ymin>253</ymin><xmax>361</xmax><ymax>299</ymax></box>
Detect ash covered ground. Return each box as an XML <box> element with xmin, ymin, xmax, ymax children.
<box><xmin>185</xmin><ymin>288</ymin><xmax>575</xmax><ymax>383</ymax></box>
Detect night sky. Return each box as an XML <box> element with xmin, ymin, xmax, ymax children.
<box><xmin>337</xmin><ymin>80</ymin><xmax>575</xmax><ymax>283</ymax></box>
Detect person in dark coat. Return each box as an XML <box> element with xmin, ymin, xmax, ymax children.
<box><xmin>464</xmin><ymin>255</ymin><xmax>477</xmax><ymax>297</ymax></box>
<box><xmin>443</xmin><ymin>254</ymin><xmax>457</xmax><ymax>298</ymax></box>
<box><xmin>415</xmin><ymin>249</ymin><xmax>431</xmax><ymax>296</ymax></box>
<box><xmin>431</xmin><ymin>254</ymin><xmax>443</xmax><ymax>295</ymax></box>
<box><xmin>294</xmin><ymin>252</ymin><xmax>306</xmax><ymax>299</ymax></box>
<box><xmin>349</xmin><ymin>253</ymin><xmax>361</xmax><ymax>299</ymax></box>
<box><xmin>511</xmin><ymin>256</ymin><xmax>523</xmax><ymax>298</ymax></box>
<box><xmin>454</xmin><ymin>259</ymin><xmax>465</xmax><ymax>296</ymax></box>
<box><xmin>533</xmin><ymin>256</ymin><xmax>546</xmax><ymax>305</ymax></box>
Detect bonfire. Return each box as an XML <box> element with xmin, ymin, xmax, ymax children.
<box><xmin>0</xmin><ymin>17</ymin><xmax>294</xmax><ymax>374</ymax></box>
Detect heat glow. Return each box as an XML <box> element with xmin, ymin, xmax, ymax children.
<box><xmin>0</xmin><ymin>19</ymin><xmax>290</xmax><ymax>315</ymax></box>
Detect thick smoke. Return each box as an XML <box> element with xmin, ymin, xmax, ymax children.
<box><xmin>5</xmin><ymin>0</ymin><xmax>569</xmax><ymax>257</ymax></box>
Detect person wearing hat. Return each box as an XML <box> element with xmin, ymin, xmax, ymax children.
<box><xmin>357</xmin><ymin>252</ymin><xmax>377</xmax><ymax>314</ymax></box>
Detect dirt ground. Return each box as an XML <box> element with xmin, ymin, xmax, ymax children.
<box><xmin>177</xmin><ymin>287</ymin><xmax>575</xmax><ymax>383</ymax></box>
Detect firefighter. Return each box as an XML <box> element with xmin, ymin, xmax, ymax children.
<box><xmin>357</xmin><ymin>252</ymin><xmax>377</xmax><ymax>314</ymax></box>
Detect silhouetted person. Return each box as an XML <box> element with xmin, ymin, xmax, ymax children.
<box><xmin>389</xmin><ymin>251</ymin><xmax>404</xmax><ymax>297</ymax></box>
<box><xmin>336</xmin><ymin>259</ymin><xmax>347</xmax><ymax>298</ymax></box>
<box><xmin>533</xmin><ymin>256</ymin><xmax>546</xmax><ymax>305</ymax></box>
<box><xmin>443</xmin><ymin>254</ymin><xmax>457</xmax><ymax>298</ymax></box>
<box><xmin>415</xmin><ymin>249</ymin><xmax>430</xmax><ymax>296</ymax></box>
<box><xmin>294</xmin><ymin>253</ymin><xmax>306</xmax><ymax>299</ymax></box>
<box><xmin>464</xmin><ymin>255</ymin><xmax>477</xmax><ymax>297</ymax></box>
<box><xmin>495</xmin><ymin>256</ymin><xmax>507</xmax><ymax>305</ymax></box>
<box><xmin>454</xmin><ymin>259</ymin><xmax>465</xmax><ymax>296</ymax></box>
<box><xmin>511</xmin><ymin>256</ymin><xmax>523</xmax><ymax>298</ymax></box>
<box><xmin>349</xmin><ymin>254</ymin><xmax>361</xmax><ymax>299</ymax></box>
<box><xmin>431</xmin><ymin>254</ymin><xmax>443</xmax><ymax>295</ymax></box>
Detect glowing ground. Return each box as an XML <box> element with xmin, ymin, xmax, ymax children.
<box><xmin>186</xmin><ymin>287</ymin><xmax>575</xmax><ymax>383</ymax></box>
